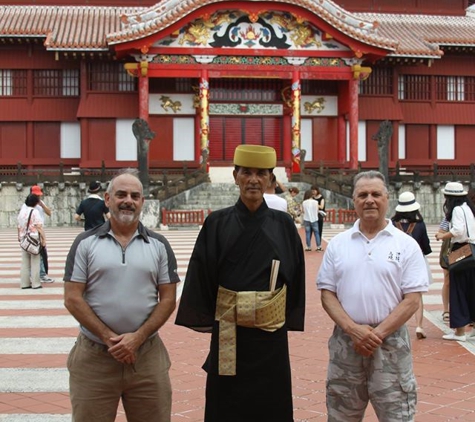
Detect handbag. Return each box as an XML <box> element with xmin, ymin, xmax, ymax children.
<box><xmin>20</xmin><ymin>210</ymin><xmax>41</xmax><ymax>255</ymax></box>
<box><xmin>447</xmin><ymin>208</ymin><xmax>475</xmax><ymax>272</ymax></box>
<box><xmin>439</xmin><ymin>237</ymin><xmax>451</xmax><ymax>269</ymax></box>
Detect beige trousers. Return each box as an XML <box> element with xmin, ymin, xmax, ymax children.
<box><xmin>68</xmin><ymin>333</ymin><xmax>172</xmax><ymax>422</ymax></box>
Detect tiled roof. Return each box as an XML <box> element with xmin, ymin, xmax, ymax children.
<box><xmin>355</xmin><ymin>12</ymin><xmax>475</xmax><ymax>57</ymax></box>
<box><xmin>0</xmin><ymin>5</ymin><xmax>140</xmax><ymax>50</ymax></box>
<box><xmin>0</xmin><ymin>3</ymin><xmax>474</xmax><ymax>58</ymax></box>
<box><xmin>107</xmin><ymin>0</ymin><xmax>397</xmax><ymax>52</ymax></box>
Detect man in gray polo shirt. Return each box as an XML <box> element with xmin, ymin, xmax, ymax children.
<box><xmin>64</xmin><ymin>169</ymin><xmax>179</xmax><ymax>422</ymax></box>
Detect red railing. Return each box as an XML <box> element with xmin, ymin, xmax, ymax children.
<box><xmin>338</xmin><ymin>209</ymin><xmax>358</xmax><ymax>224</ymax></box>
<box><xmin>324</xmin><ymin>209</ymin><xmax>358</xmax><ymax>225</ymax></box>
<box><xmin>161</xmin><ymin>208</ymin><xmax>357</xmax><ymax>227</ymax></box>
<box><xmin>161</xmin><ymin>208</ymin><xmax>211</xmax><ymax>226</ymax></box>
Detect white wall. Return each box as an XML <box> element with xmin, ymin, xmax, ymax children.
<box><xmin>358</xmin><ymin>121</ymin><xmax>366</xmax><ymax>161</ymax></box>
<box><xmin>116</xmin><ymin>119</ymin><xmax>136</xmax><ymax>161</ymax></box>
<box><xmin>300</xmin><ymin>119</ymin><xmax>313</xmax><ymax>161</ymax></box>
<box><xmin>60</xmin><ymin>122</ymin><xmax>81</xmax><ymax>159</ymax></box>
<box><xmin>398</xmin><ymin>124</ymin><xmax>406</xmax><ymax>159</ymax></box>
<box><xmin>173</xmin><ymin>118</ymin><xmax>195</xmax><ymax>161</ymax></box>
<box><xmin>437</xmin><ymin>125</ymin><xmax>455</xmax><ymax>159</ymax></box>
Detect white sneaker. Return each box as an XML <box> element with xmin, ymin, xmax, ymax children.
<box><xmin>40</xmin><ymin>276</ymin><xmax>55</xmax><ymax>283</ymax></box>
<box><xmin>416</xmin><ymin>327</ymin><xmax>426</xmax><ymax>339</ymax></box>
<box><xmin>442</xmin><ymin>332</ymin><xmax>466</xmax><ymax>342</ymax></box>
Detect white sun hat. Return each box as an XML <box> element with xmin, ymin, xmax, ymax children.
<box><xmin>395</xmin><ymin>191</ymin><xmax>420</xmax><ymax>212</ymax></box>
<box><xmin>442</xmin><ymin>181</ymin><xmax>467</xmax><ymax>196</ymax></box>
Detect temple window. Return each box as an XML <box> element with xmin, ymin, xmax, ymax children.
<box><xmin>466</xmin><ymin>77</ymin><xmax>475</xmax><ymax>101</ymax></box>
<box><xmin>149</xmin><ymin>78</ymin><xmax>195</xmax><ymax>93</ymax></box>
<box><xmin>359</xmin><ymin>67</ymin><xmax>393</xmax><ymax>95</ymax></box>
<box><xmin>33</xmin><ymin>69</ymin><xmax>79</xmax><ymax>97</ymax></box>
<box><xmin>0</xmin><ymin>70</ymin><xmax>27</xmax><ymax>96</ymax></box>
<box><xmin>435</xmin><ymin>76</ymin><xmax>475</xmax><ymax>102</ymax></box>
<box><xmin>210</xmin><ymin>78</ymin><xmax>283</xmax><ymax>101</ymax></box>
<box><xmin>398</xmin><ymin>75</ymin><xmax>431</xmax><ymax>101</ymax></box>
<box><xmin>88</xmin><ymin>62</ymin><xmax>136</xmax><ymax>92</ymax></box>
<box><xmin>301</xmin><ymin>80</ymin><xmax>338</xmax><ymax>96</ymax></box>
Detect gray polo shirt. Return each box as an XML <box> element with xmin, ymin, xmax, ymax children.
<box><xmin>64</xmin><ymin>221</ymin><xmax>180</xmax><ymax>344</ymax></box>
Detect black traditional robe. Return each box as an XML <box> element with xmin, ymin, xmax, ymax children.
<box><xmin>175</xmin><ymin>199</ymin><xmax>305</xmax><ymax>422</ymax></box>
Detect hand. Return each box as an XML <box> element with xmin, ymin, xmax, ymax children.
<box><xmin>435</xmin><ymin>232</ymin><xmax>444</xmax><ymax>241</ymax></box>
<box><xmin>108</xmin><ymin>333</ymin><xmax>142</xmax><ymax>364</ymax></box>
<box><xmin>349</xmin><ymin>324</ymin><xmax>383</xmax><ymax>357</ymax></box>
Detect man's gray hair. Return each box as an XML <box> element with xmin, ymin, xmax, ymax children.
<box><xmin>353</xmin><ymin>170</ymin><xmax>388</xmax><ymax>196</ymax></box>
<box><xmin>106</xmin><ymin>168</ymin><xmax>143</xmax><ymax>195</ymax></box>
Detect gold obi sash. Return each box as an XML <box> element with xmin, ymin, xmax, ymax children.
<box><xmin>215</xmin><ymin>284</ymin><xmax>287</xmax><ymax>376</ymax></box>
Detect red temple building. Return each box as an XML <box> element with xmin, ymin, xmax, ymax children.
<box><xmin>0</xmin><ymin>0</ymin><xmax>474</xmax><ymax>176</ymax></box>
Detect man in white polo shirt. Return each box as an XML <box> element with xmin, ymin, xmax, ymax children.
<box><xmin>317</xmin><ymin>170</ymin><xmax>429</xmax><ymax>421</ymax></box>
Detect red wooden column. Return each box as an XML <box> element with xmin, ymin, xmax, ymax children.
<box><xmin>26</xmin><ymin>122</ymin><xmax>34</xmax><ymax>163</ymax></box>
<box><xmin>79</xmin><ymin>61</ymin><xmax>89</xmax><ymax>164</ymax></box>
<box><xmin>138</xmin><ymin>61</ymin><xmax>149</xmax><ymax>121</ymax></box>
<box><xmin>348</xmin><ymin>78</ymin><xmax>359</xmax><ymax>170</ymax></box>
<box><xmin>291</xmin><ymin>70</ymin><xmax>301</xmax><ymax>173</ymax></box>
<box><xmin>282</xmin><ymin>114</ymin><xmax>292</xmax><ymax>164</ymax></box>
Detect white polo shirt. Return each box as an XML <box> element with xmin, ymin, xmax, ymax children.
<box><xmin>317</xmin><ymin>219</ymin><xmax>429</xmax><ymax>325</ymax></box>
<box><xmin>263</xmin><ymin>193</ymin><xmax>288</xmax><ymax>212</ymax></box>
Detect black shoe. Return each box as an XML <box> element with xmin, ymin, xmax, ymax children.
<box><xmin>32</xmin><ymin>286</ymin><xmax>43</xmax><ymax>289</ymax></box>
<box><xmin>21</xmin><ymin>286</ymin><xmax>32</xmax><ymax>289</ymax></box>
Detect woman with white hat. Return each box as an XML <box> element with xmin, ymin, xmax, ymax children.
<box><xmin>392</xmin><ymin>191</ymin><xmax>432</xmax><ymax>339</ymax></box>
<box><xmin>435</xmin><ymin>182</ymin><xmax>475</xmax><ymax>341</ymax></box>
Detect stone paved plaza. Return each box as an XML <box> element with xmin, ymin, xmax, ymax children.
<box><xmin>1</xmin><ymin>225</ymin><xmax>475</xmax><ymax>421</ymax></box>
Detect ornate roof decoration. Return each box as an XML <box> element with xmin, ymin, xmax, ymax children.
<box><xmin>107</xmin><ymin>0</ymin><xmax>396</xmax><ymax>51</ymax></box>
<box><xmin>153</xmin><ymin>10</ymin><xmax>351</xmax><ymax>52</ymax></box>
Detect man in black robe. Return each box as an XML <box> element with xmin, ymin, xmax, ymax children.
<box><xmin>175</xmin><ymin>145</ymin><xmax>305</xmax><ymax>422</ymax></box>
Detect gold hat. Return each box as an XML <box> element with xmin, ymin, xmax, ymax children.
<box><xmin>233</xmin><ymin>145</ymin><xmax>276</xmax><ymax>169</ymax></box>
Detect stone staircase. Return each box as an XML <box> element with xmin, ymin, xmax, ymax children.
<box><xmin>176</xmin><ymin>184</ymin><xmax>240</xmax><ymax>211</ymax></box>
<box><xmin>160</xmin><ymin>182</ymin><xmax>313</xmax><ymax>213</ymax></box>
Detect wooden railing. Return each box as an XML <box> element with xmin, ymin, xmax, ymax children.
<box><xmin>161</xmin><ymin>208</ymin><xmax>211</xmax><ymax>226</ymax></box>
<box><xmin>325</xmin><ymin>209</ymin><xmax>358</xmax><ymax>225</ymax></box>
<box><xmin>161</xmin><ymin>207</ymin><xmax>357</xmax><ymax>227</ymax></box>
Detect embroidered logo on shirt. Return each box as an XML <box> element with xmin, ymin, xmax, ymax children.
<box><xmin>388</xmin><ymin>251</ymin><xmax>401</xmax><ymax>262</ymax></box>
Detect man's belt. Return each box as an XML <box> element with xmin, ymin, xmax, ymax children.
<box><xmin>215</xmin><ymin>284</ymin><xmax>287</xmax><ymax>376</ymax></box>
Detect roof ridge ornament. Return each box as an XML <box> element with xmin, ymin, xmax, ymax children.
<box><xmin>107</xmin><ymin>0</ymin><xmax>395</xmax><ymax>51</ymax></box>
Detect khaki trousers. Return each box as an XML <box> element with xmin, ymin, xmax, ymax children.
<box><xmin>20</xmin><ymin>249</ymin><xmax>41</xmax><ymax>288</ymax></box>
<box><xmin>68</xmin><ymin>333</ymin><xmax>172</xmax><ymax>422</ymax></box>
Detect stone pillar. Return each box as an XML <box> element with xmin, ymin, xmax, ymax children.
<box><xmin>141</xmin><ymin>199</ymin><xmax>161</xmax><ymax>229</ymax></box>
